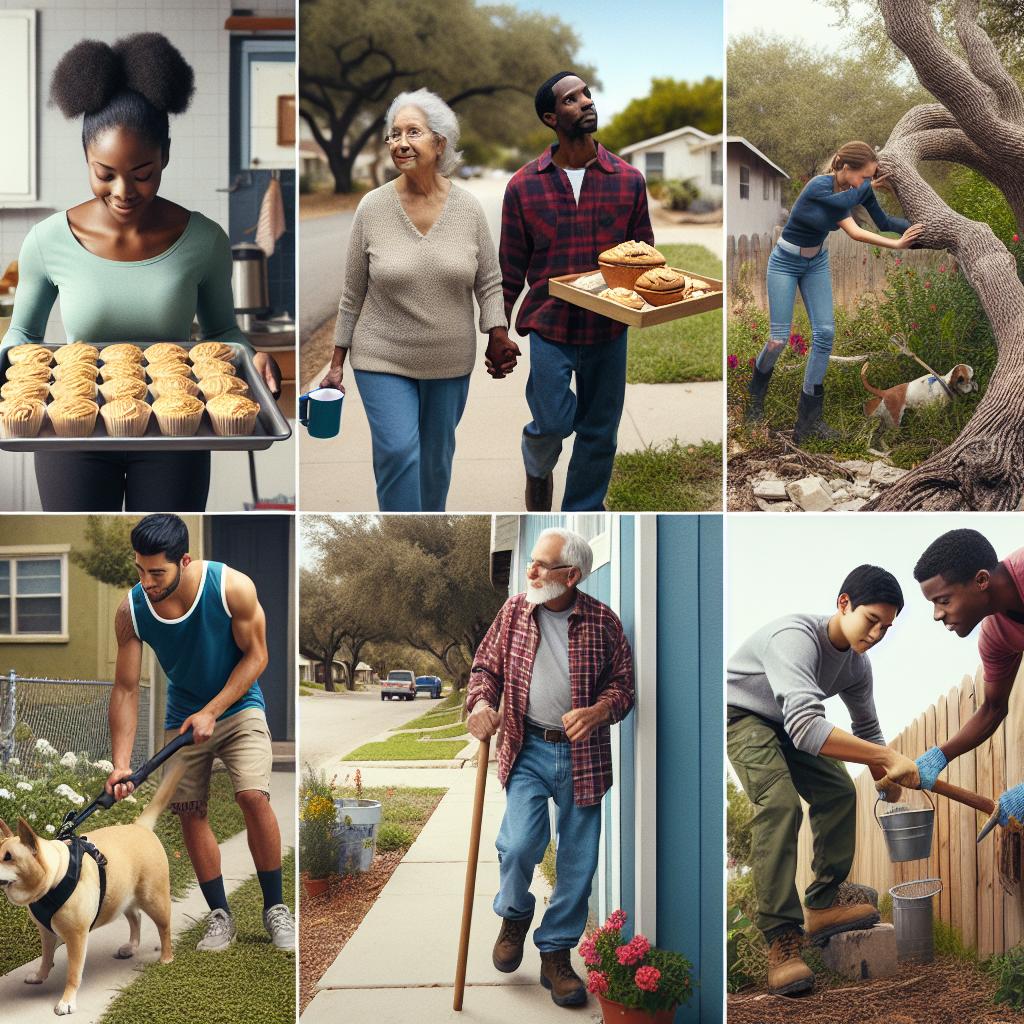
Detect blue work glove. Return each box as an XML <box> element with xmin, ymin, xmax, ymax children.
<box><xmin>997</xmin><ymin>782</ymin><xmax>1024</xmax><ymax>827</ymax></box>
<box><xmin>915</xmin><ymin>746</ymin><xmax>947</xmax><ymax>790</ymax></box>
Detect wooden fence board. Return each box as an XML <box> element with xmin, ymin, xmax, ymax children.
<box><xmin>959</xmin><ymin>677</ymin><xmax>979</xmax><ymax>952</ymax></box>
<box><xmin>937</xmin><ymin>694</ymin><xmax>951</xmax><ymax>925</ymax></box>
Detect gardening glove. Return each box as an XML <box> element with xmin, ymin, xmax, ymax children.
<box><xmin>875</xmin><ymin>777</ymin><xmax>902</xmax><ymax>803</ymax></box>
<box><xmin>996</xmin><ymin>782</ymin><xmax>1024</xmax><ymax>828</ymax></box>
<box><xmin>915</xmin><ymin>746</ymin><xmax>948</xmax><ymax>790</ymax></box>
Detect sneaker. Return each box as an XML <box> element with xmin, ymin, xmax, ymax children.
<box><xmin>492</xmin><ymin>912</ymin><xmax>533</xmax><ymax>973</ymax></box>
<box><xmin>766</xmin><ymin>929</ymin><xmax>814</xmax><ymax>996</ymax></box>
<box><xmin>196</xmin><ymin>908</ymin><xmax>236</xmax><ymax>952</ymax></box>
<box><xmin>263</xmin><ymin>903</ymin><xmax>296</xmax><ymax>950</ymax></box>
<box><xmin>539</xmin><ymin>949</ymin><xmax>587</xmax><ymax>1007</ymax></box>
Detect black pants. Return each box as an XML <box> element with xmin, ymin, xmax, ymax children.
<box><xmin>34</xmin><ymin>451</ymin><xmax>211</xmax><ymax>511</ymax></box>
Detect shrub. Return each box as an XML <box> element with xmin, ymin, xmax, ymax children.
<box><xmin>989</xmin><ymin>943</ymin><xmax>1024</xmax><ymax>1011</ymax></box>
<box><xmin>375</xmin><ymin>822</ymin><xmax>413</xmax><ymax>853</ymax></box>
<box><xmin>662</xmin><ymin>178</ymin><xmax>701</xmax><ymax>211</ymax></box>
<box><xmin>299</xmin><ymin>766</ymin><xmax>338</xmax><ymax>880</ymax></box>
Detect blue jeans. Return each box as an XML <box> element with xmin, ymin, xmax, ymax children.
<box><xmin>493</xmin><ymin>732</ymin><xmax>602</xmax><ymax>952</ymax></box>
<box><xmin>354</xmin><ymin>369</ymin><xmax>470</xmax><ymax>512</ymax></box>
<box><xmin>522</xmin><ymin>331</ymin><xmax>628</xmax><ymax>512</ymax></box>
<box><xmin>761</xmin><ymin>244</ymin><xmax>835</xmax><ymax>392</ymax></box>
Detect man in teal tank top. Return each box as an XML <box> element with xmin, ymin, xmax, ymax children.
<box><xmin>104</xmin><ymin>514</ymin><xmax>294</xmax><ymax>952</ymax></box>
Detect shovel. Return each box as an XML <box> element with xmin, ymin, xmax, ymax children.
<box><xmin>55</xmin><ymin>728</ymin><xmax>194</xmax><ymax>841</ymax></box>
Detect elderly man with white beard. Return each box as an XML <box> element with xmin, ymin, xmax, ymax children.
<box><xmin>465</xmin><ymin>527</ymin><xmax>634</xmax><ymax>1008</ymax></box>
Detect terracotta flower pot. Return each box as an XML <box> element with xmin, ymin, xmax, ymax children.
<box><xmin>303</xmin><ymin>875</ymin><xmax>329</xmax><ymax>898</ymax></box>
<box><xmin>596</xmin><ymin>995</ymin><xmax>677</xmax><ymax>1024</ymax></box>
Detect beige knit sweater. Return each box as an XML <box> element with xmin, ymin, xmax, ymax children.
<box><xmin>333</xmin><ymin>181</ymin><xmax>506</xmax><ymax>379</ymax></box>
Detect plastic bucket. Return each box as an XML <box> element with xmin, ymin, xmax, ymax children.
<box><xmin>299</xmin><ymin>387</ymin><xmax>344</xmax><ymax>439</ymax></box>
<box><xmin>889</xmin><ymin>878</ymin><xmax>943</xmax><ymax>963</ymax></box>
<box><xmin>875</xmin><ymin>795</ymin><xmax>935</xmax><ymax>862</ymax></box>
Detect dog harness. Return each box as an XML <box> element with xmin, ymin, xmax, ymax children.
<box><xmin>28</xmin><ymin>836</ymin><xmax>107</xmax><ymax>934</ymax></box>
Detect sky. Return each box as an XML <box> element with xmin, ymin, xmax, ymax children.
<box><xmin>727</xmin><ymin>515</ymin><xmax>1023</xmax><ymax>754</ymax></box>
<box><xmin>509</xmin><ymin>0</ymin><xmax>723</xmax><ymax>118</ymax></box>
<box><xmin>727</xmin><ymin>0</ymin><xmax>874</xmax><ymax>52</ymax></box>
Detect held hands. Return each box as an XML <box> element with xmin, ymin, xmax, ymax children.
<box><xmin>105</xmin><ymin>767</ymin><xmax>135</xmax><ymax>802</ymax></box>
<box><xmin>252</xmin><ymin>352</ymin><xmax>282</xmax><ymax>399</ymax></box>
<box><xmin>875</xmin><ymin>749</ymin><xmax>921</xmax><ymax>794</ymax></box>
<box><xmin>485</xmin><ymin>328</ymin><xmax>520</xmax><ymax>379</ymax></box>
<box><xmin>319</xmin><ymin>364</ymin><xmax>345</xmax><ymax>392</ymax></box>
<box><xmin>467</xmin><ymin>704</ymin><xmax>501</xmax><ymax>742</ymax></box>
<box><xmin>896</xmin><ymin>224</ymin><xmax>926</xmax><ymax>249</ymax></box>
<box><xmin>180</xmin><ymin>710</ymin><xmax>217</xmax><ymax>745</ymax></box>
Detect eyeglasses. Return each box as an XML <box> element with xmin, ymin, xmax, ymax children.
<box><xmin>383</xmin><ymin>126</ymin><xmax>433</xmax><ymax>146</ymax></box>
<box><xmin>525</xmin><ymin>559</ymin><xmax>573</xmax><ymax>573</ymax></box>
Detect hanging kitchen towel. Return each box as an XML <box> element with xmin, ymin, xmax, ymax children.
<box><xmin>255</xmin><ymin>176</ymin><xmax>287</xmax><ymax>258</ymax></box>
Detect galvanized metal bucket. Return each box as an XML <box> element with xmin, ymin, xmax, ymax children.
<box><xmin>875</xmin><ymin>793</ymin><xmax>935</xmax><ymax>862</ymax></box>
<box><xmin>889</xmin><ymin>877</ymin><xmax>943</xmax><ymax>963</ymax></box>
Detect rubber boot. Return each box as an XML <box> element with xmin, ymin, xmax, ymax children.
<box><xmin>746</xmin><ymin>364</ymin><xmax>773</xmax><ymax>423</ymax></box>
<box><xmin>766</xmin><ymin>929</ymin><xmax>814</xmax><ymax>996</ymax></box>
<box><xmin>793</xmin><ymin>385</ymin><xmax>840</xmax><ymax>444</ymax></box>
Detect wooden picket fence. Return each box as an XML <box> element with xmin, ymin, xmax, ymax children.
<box><xmin>727</xmin><ymin>228</ymin><xmax>952</xmax><ymax>312</ymax></box>
<box><xmin>796</xmin><ymin>661</ymin><xmax>1024</xmax><ymax>957</ymax></box>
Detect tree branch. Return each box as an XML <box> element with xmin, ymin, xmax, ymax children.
<box><xmin>954</xmin><ymin>0</ymin><xmax>1024</xmax><ymax>122</ymax></box>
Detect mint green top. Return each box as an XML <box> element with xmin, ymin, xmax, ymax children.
<box><xmin>2</xmin><ymin>211</ymin><xmax>251</xmax><ymax>352</ymax></box>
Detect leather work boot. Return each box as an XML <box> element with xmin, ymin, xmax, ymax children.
<box><xmin>766</xmin><ymin>929</ymin><xmax>814</xmax><ymax>996</ymax></box>
<box><xmin>804</xmin><ymin>899</ymin><xmax>880</xmax><ymax>947</ymax></box>
<box><xmin>492</xmin><ymin>913</ymin><xmax>533</xmax><ymax>973</ymax></box>
<box><xmin>539</xmin><ymin>949</ymin><xmax>587</xmax><ymax>1007</ymax></box>
<box><xmin>525</xmin><ymin>472</ymin><xmax>553</xmax><ymax>512</ymax></box>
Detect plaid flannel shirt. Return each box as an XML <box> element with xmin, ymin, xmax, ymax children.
<box><xmin>466</xmin><ymin>589</ymin><xmax>635</xmax><ymax>807</ymax></box>
<box><xmin>499</xmin><ymin>142</ymin><xmax>654</xmax><ymax>346</ymax></box>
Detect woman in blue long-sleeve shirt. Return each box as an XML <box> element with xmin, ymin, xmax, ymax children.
<box><xmin>747</xmin><ymin>142</ymin><xmax>924</xmax><ymax>443</ymax></box>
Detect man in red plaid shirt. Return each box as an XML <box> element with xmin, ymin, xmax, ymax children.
<box><xmin>498</xmin><ymin>72</ymin><xmax>655</xmax><ymax>513</ymax></box>
<box><xmin>466</xmin><ymin>527</ymin><xmax>634</xmax><ymax>1007</ymax></box>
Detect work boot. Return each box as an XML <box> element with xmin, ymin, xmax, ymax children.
<box><xmin>804</xmin><ymin>899</ymin><xmax>880</xmax><ymax>947</ymax></box>
<box><xmin>539</xmin><ymin>949</ymin><xmax>587</xmax><ymax>1007</ymax></box>
<box><xmin>793</xmin><ymin>384</ymin><xmax>840</xmax><ymax>444</ymax></box>
<box><xmin>746</xmin><ymin>364</ymin><xmax>773</xmax><ymax>422</ymax></box>
<box><xmin>525</xmin><ymin>472</ymin><xmax>553</xmax><ymax>512</ymax></box>
<box><xmin>492</xmin><ymin>912</ymin><xmax>533</xmax><ymax>972</ymax></box>
<box><xmin>766</xmin><ymin>928</ymin><xmax>814</xmax><ymax>996</ymax></box>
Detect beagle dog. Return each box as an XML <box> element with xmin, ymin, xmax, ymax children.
<box><xmin>861</xmin><ymin>361</ymin><xmax>977</xmax><ymax>429</ymax></box>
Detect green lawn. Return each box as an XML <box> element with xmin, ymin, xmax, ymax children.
<box><xmin>99</xmin><ymin>852</ymin><xmax>295</xmax><ymax>1024</ymax></box>
<box><xmin>395</xmin><ymin>707</ymin><xmax>464</xmax><ymax>732</ymax></box>
<box><xmin>334</xmin><ymin>785</ymin><xmax>447</xmax><ymax>848</ymax></box>
<box><xmin>343</xmin><ymin>731</ymin><xmax>469</xmax><ymax>761</ymax></box>
<box><xmin>608</xmin><ymin>440</ymin><xmax>723</xmax><ymax>511</ymax></box>
<box><xmin>627</xmin><ymin>243</ymin><xmax>722</xmax><ymax>385</ymax></box>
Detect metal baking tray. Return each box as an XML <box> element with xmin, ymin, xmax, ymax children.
<box><xmin>0</xmin><ymin>341</ymin><xmax>291</xmax><ymax>452</ymax></box>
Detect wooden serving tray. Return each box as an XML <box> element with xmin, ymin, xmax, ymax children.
<box><xmin>548</xmin><ymin>269</ymin><xmax>723</xmax><ymax>328</ymax></box>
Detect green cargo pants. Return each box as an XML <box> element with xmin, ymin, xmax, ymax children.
<box><xmin>727</xmin><ymin>708</ymin><xmax>857</xmax><ymax>942</ymax></box>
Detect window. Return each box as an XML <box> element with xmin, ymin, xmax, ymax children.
<box><xmin>739</xmin><ymin>164</ymin><xmax>750</xmax><ymax>199</ymax></box>
<box><xmin>763</xmin><ymin>171</ymin><xmax>770</xmax><ymax>200</ymax></box>
<box><xmin>0</xmin><ymin>554</ymin><xmax>66</xmax><ymax>638</ymax></box>
<box><xmin>710</xmin><ymin>146</ymin><xmax>722</xmax><ymax>186</ymax></box>
<box><xmin>645</xmin><ymin>151</ymin><xmax>665</xmax><ymax>180</ymax></box>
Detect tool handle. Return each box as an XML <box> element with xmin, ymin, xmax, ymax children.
<box><xmin>933</xmin><ymin>778</ymin><xmax>996</xmax><ymax>815</ymax></box>
<box><xmin>94</xmin><ymin>728</ymin><xmax>195</xmax><ymax>810</ymax></box>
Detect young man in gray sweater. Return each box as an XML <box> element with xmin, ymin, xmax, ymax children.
<box><xmin>727</xmin><ymin>564</ymin><xmax>918</xmax><ymax>996</ymax></box>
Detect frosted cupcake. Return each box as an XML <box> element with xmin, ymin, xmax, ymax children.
<box><xmin>52</xmin><ymin>362</ymin><xmax>100</xmax><ymax>382</ymax></box>
<box><xmin>99</xmin><ymin>376</ymin><xmax>150</xmax><ymax>403</ymax></box>
<box><xmin>152</xmin><ymin>394</ymin><xmax>204</xmax><ymax>436</ymax></box>
<box><xmin>191</xmin><ymin>357</ymin><xmax>236</xmax><ymax>379</ymax></box>
<box><xmin>0</xmin><ymin>398</ymin><xmax>46</xmax><ymax>438</ymax></box>
<box><xmin>5</xmin><ymin>361</ymin><xmax>53</xmax><ymax>382</ymax></box>
<box><xmin>50</xmin><ymin>377</ymin><xmax>98</xmax><ymax>401</ymax></box>
<box><xmin>144</xmin><ymin>342</ymin><xmax>189</xmax><ymax>364</ymax></box>
<box><xmin>1</xmin><ymin>379</ymin><xmax>50</xmax><ymax>402</ymax></box>
<box><xmin>98</xmin><ymin>360</ymin><xmax>147</xmax><ymax>382</ymax></box>
<box><xmin>199</xmin><ymin>374</ymin><xmax>249</xmax><ymax>400</ymax></box>
<box><xmin>7</xmin><ymin>344</ymin><xmax>53</xmax><ymax>367</ymax></box>
<box><xmin>99</xmin><ymin>398</ymin><xmax>152</xmax><ymax>437</ymax></box>
<box><xmin>189</xmin><ymin>341</ymin><xmax>234</xmax><ymax>363</ymax></box>
<box><xmin>53</xmin><ymin>342</ymin><xmax>99</xmax><ymax>365</ymax></box>
<box><xmin>99</xmin><ymin>343</ymin><xmax>144</xmax><ymax>364</ymax></box>
<box><xmin>147</xmin><ymin>359</ymin><xmax>192</xmax><ymax>382</ymax></box>
<box><xmin>47</xmin><ymin>397</ymin><xmax>99</xmax><ymax>437</ymax></box>
<box><xmin>206</xmin><ymin>393</ymin><xmax>259</xmax><ymax>436</ymax></box>
<box><xmin>149</xmin><ymin>375</ymin><xmax>200</xmax><ymax>399</ymax></box>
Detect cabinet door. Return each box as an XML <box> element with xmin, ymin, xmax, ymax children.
<box><xmin>0</xmin><ymin>11</ymin><xmax>37</xmax><ymax>203</ymax></box>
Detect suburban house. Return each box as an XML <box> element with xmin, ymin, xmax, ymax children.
<box><xmin>726</xmin><ymin>136</ymin><xmax>789</xmax><ymax>237</ymax></box>
<box><xmin>491</xmin><ymin>514</ymin><xmax>723</xmax><ymax>1024</ymax></box>
<box><xmin>619</xmin><ymin>126</ymin><xmax>723</xmax><ymax>206</ymax></box>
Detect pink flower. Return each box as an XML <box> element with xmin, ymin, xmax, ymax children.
<box><xmin>617</xmin><ymin>943</ymin><xmax>643</xmax><ymax>966</ymax></box>
<box><xmin>924</xmin><ymin>280</ymin><xmax>932</xmax><ymax>289</ymax></box>
<box><xmin>579</xmin><ymin>935</ymin><xmax>600</xmax><ymax>966</ymax></box>
<box><xmin>910</xmin><ymin>321</ymin><xmax>919</xmax><ymax>330</ymax></box>
<box><xmin>635</xmin><ymin>966</ymin><xmax>661</xmax><ymax>993</ymax></box>
<box><xmin>1014</xmin><ymin>234</ymin><xmax>1020</xmax><ymax>243</ymax></box>
<box><xmin>588</xmin><ymin>970</ymin><xmax>609</xmax><ymax>995</ymax></box>
<box><xmin>894</xmin><ymin>258</ymin><xmax>902</xmax><ymax>266</ymax></box>
<box><xmin>630</xmin><ymin>935</ymin><xmax>651</xmax><ymax>958</ymax></box>
<box><xmin>938</xmin><ymin>264</ymin><xmax>946</xmax><ymax>272</ymax></box>
<box><xmin>606</xmin><ymin>909</ymin><xmax>627</xmax><ymax>931</ymax></box>
<box><xmin>727</xmin><ymin>354</ymin><xmax>738</xmax><ymax>369</ymax></box>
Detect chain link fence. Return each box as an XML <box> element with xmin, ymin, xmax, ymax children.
<box><xmin>0</xmin><ymin>671</ymin><xmax>151</xmax><ymax>776</ymax></box>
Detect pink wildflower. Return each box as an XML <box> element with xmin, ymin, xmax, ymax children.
<box><xmin>924</xmin><ymin>280</ymin><xmax>932</xmax><ymax>289</ymax></box>
<box><xmin>1014</xmin><ymin>234</ymin><xmax>1020</xmax><ymax>243</ymax></box>
<box><xmin>910</xmin><ymin>321</ymin><xmax>919</xmax><ymax>330</ymax></box>
<box><xmin>938</xmin><ymin>264</ymin><xmax>946</xmax><ymax>272</ymax></box>
<box><xmin>588</xmin><ymin>970</ymin><xmax>609</xmax><ymax>995</ymax></box>
<box><xmin>727</xmin><ymin>354</ymin><xmax>738</xmax><ymax>369</ymax></box>
<box><xmin>606</xmin><ymin>909</ymin><xmax>627</xmax><ymax>931</ymax></box>
<box><xmin>635</xmin><ymin>966</ymin><xmax>661</xmax><ymax>993</ymax></box>
<box><xmin>894</xmin><ymin>258</ymin><xmax>902</xmax><ymax>266</ymax></box>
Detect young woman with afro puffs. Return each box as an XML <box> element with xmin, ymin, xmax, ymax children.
<box><xmin>2</xmin><ymin>33</ymin><xmax>281</xmax><ymax>511</ymax></box>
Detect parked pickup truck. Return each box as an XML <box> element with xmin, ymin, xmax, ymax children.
<box><xmin>381</xmin><ymin>670</ymin><xmax>417</xmax><ymax>701</ymax></box>
<box><xmin>415</xmin><ymin>675</ymin><xmax>443</xmax><ymax>699</ymax></box>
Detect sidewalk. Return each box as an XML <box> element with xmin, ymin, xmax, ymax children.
<box><xmin>0</xmin><ymin>770</ymin><xmax>295</xmax><ymax>1024</ymax></box>
<box><xmin>303</xmin><ymin>759</ymin><xmax>597</xmax><ymax>1023</ymax></box>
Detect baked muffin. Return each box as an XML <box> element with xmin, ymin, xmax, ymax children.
<box><xmin>99</xmin><ymin>343</ymin><xmax>144</xmax><ymax>364</ymax></box>
<box><xmin>4</xmin><ymin>361</ymin><xmax>52</xmax><ymax>382</ymax></box>
<box><xmin>598</xmin><ymin>287</ymin><xmax>645</xmax><ymax>310</ymax></box>
<box><xmin>98</xmin><ymin>360</ymin><xmax>147</xmax><ymax>383</ymax></box>
<box><xmin>199</xmin><ymin>374</ymin><xmax>250</xmax><ymax>400</ymax></box>
<box><xmin>598</xmin><ymin>240</ymin><xmax>666</xmax><ymax>266</ymax></box>
<box><xmin>147</xmin><ymin>359</ymin><xmax>192</xmax><ymax>382</ymax></box>
<box><xmin>148</xmin><ymin>375</ymin><xmax>200</xmax><ymax>399</ymax></box>
<box><xmin>1</xmin><ymin>379</ymin><xmax>50</xmax><ymax>402</ymax></box>
<box><xmin>152</xmin><ymin>394</ymin><xmax>204</xmax><ymax>436</ymax></box>
<box><xmin>191</xmin><ymin>357</ymin><xmax>236</xmax><ymax>380</ymax></box>
<box><xmin>99</xmin><ymin>376</ymin><xmax>150</xmax><ymax>402</ymax></box>
<box><xmin>6</xmin><ymin>344</ymin><xmax>53</xmax><ymax>367</ymax></box>
<box><xmin>189</xmin><ymin>341</ymin><xmax>234</xmax><ymax>363</ymax></box>
<box><xmin>206</xmin><ymin>393</ymin><xmax>260</xmax><ymax>436</ymax></box>
<box><xmin>0</xmin><ymin>398</ymin><xmax>46</xmax><ymax>438</ymax></box>
<box><xmin>100</xmin><ymin>398</ymin><xmax>153</xmax><ymax>438</ymax></box>
<box><xmin>47</xmin><ymin>397</ymin><xmax>99</xmax><ymax>437</ymax></box>
<box><xmin>634</xmin><ymin>267</ymin><xmax>687</xmax><ymax>292</ymax></box>
<box><xmin>52</xmin><ymin>362</ymin><xmax>100</xmax><ymax>381</ymax></box>
<box><xmin>50</xmin><ymin>377</ymin><xmax>98</xmax><ymax>401</ymax></box>
<box><xmin>144</xmin><ymin>343</ymin><xmax>189</xmax><ymax>364</ymax></box>
<box><xmin>53</xmin><ymin>342</ymin><xmax>100</xmax><ymax>365</ymax></box>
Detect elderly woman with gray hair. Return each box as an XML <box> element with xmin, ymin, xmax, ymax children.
<box><xmin>320</xmin><ymin>88</ymin><xmax>519</xmax><ymax>511</ymax></box>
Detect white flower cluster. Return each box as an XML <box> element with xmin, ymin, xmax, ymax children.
<box><xmin>16</xmin><ymin>781</ymin><xmax>32</xmax><ymax>791</ymax></box>
<box><xmin>8</xmin><ymin>757</ymin><xmax>19</xmax><ymax>767</ymax></box>
<box><xmin>44</xmin><ymin>824</ymin><xmax>55</xmax><ymax>834</ymax></box>
<box><xmin>34</xmin><ymin>739</ymin><xmax>57</xmax><ymax>759</ymax></box>
<box><xmin>92</xmin><ymin>759</ymin><xmax>114</xmax><ymax>774</ymax></box>
<box><xmin>0</xmin><ymin>788</ymin><xmax>12</xmax><ymax>800</ymax></box>
<box><xmin>54</xmin><ymin>783</ymin><xmax>85</xmax><ymax>806</ymax></box>
<box><xmin>123</xmin><ymin>795</ymin><xmax>137</xmax><ymax>804</ymax></box>
<box><xmin>60</xmin><ymin>752</ymin><xmax>78</xmax><ymax>769</ymax></box>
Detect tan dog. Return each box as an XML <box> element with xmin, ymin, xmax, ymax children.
<box><xmin>861</xmin><ymin>361</ymin><xmax>977</xmax><ymax>428</ymax></box>
<box><xmin>0</xmin><ymin>760</ymin><xmax>185</xmax><ymax>1015</ymax></box>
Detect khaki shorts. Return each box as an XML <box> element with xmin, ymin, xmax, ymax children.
<box><xmin>162</xmin><ymin>707</ymin><xmax>273</xmax><ymax>814</ymax></box>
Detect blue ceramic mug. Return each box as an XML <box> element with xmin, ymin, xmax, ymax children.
<box><xmin>299</xmin><ymin>387</ymin><xmax>344</xmax><ymax>439</ymax></box>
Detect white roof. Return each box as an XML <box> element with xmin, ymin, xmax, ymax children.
<box><xmin>726</xmin><ymin>136</ymin><xmax>789</xmax><ymax>179</ymax></box>
<box><xmin>619</xmin><ymin>125</ymin><xmax>712</xmax><ymax>156</ymax></box>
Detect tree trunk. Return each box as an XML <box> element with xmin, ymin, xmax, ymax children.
<box><xmin>321</xmin><ymin>658</ymin><xmax>335</xmax><ymax>693</ymax></box>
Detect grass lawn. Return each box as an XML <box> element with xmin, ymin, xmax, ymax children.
<box><xmin>626</xmin><ymin>243</ymin><xmax>722</xmax><ymax>385</ymax></box>
<box><xmin>343</xmin><ymin>731</ymin><xmax>468</xmax><ymax>761</ymax></box>
<box><xmin>394</xmin><ymin>707</ymin><xmax>464</xmax><ymax>731</ymax></box>
<box><xmin>608</xmin><ymin>440</ymin><xmax>722</xmax><ymax>511</ymax></box>
<box><xmin>99</xmin><ymin>852</ymin><xmax>295</xmax><ymax>1024</ymax></box>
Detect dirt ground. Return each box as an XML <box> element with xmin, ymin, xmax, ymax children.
<box><xmin>299</xmin><ymin>314</ymin><xmax>336</xmax><ymax>392</ymax></box>
<box><xmin>728</xmin><ymin>955</ymin><xmax>1024</xmax><ymax>1024</ymax></box>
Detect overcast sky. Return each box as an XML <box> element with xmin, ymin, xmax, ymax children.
<box><xmin>727</xmin><ymin>0</ymin><xmax>874</xmax><ymax>52</ymax></box>
<box><xmin>727</xmin><ymin>515</ymin><xmax>1023</xmax><ymax>750</ymax></box>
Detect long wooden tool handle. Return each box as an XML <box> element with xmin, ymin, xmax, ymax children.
<box><xmin>932</xmin><ymin>778</ymin><xmax>996</xmax><ymax>815</ymax></box>
<box><xmin>454</xmin><ymin>737</ymin><xmax>490</xmax><ymax>1011</ymax></box>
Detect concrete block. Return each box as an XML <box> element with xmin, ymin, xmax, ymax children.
<box><xmin>869</xmin><ymin>462</ymin><xmax>907</xmax><ymax>486</ymax></box>
<box><xmin>753</xmin><ymin>478</ymin><xmax>789</xmax><ymax>500</ymax></box>
<box><xmin>839</xmin><ymin>459</ymin><xmax>873</xmax><ymax>479</ymax></box>
<box><xmin>819</xmin><ymin>924</ymin><xmax>898</xmax><ymax>981</ymax></box>
<box><xmin>755</xmin><ymin>498</ymin><xmax>800</xmax><ymax>513</ymax></box>
<box><xmin>786</xmin><ymin>476</ymin><xmax>834</xmax><ymax>512</ymax></box>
